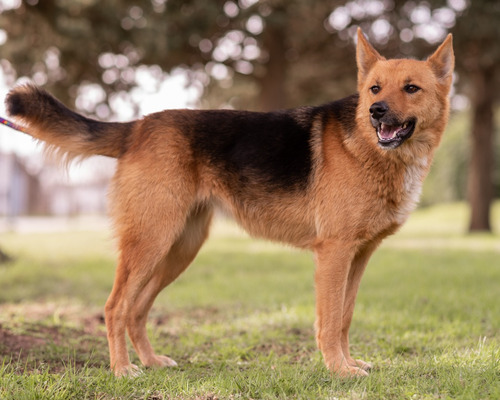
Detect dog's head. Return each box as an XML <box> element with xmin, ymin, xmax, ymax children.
<box><xmin>355</xmin><ymin>29</ymin><xmax>454</xmax><ymax>157</ymax></box>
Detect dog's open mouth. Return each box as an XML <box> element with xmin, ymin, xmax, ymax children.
<box><xmin>375</xmin><ymin>119</ymin><xmax>416</xmax><ymax>149</ymax></box>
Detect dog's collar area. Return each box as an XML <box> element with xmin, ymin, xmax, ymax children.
<box><xmin>374</xmin><ymin>118</ymin><xmax>416</xmax><ymax>149</ymax></box>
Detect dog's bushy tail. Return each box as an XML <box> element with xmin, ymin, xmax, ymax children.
<box><xmin>5</xmin><ymin>84</ymin><xmax>135</xmax><ymax>162</ymax></box>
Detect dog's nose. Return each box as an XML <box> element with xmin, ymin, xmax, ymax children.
<box><xmin>369</xmin><ymin>101</ymin><xmax>388</xmax><ymax>120</ymax></box>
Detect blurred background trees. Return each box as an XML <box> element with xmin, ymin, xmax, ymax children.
<box><xmin>0</xmin><ymin>247</ymin><xmax>10</xmax><ymax>263</ymax></box>
<box><xmin>0</xmin><ymin>0</ymin><xmax>498</xmax><ymax>232</ymax></box>
<box><xmin>451</xmin><ymin>0</ymin><xmax>499</xmax><ymax>231</ymax></box>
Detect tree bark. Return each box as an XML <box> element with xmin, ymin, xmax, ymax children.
<box><xmin>257</xmin><ymin>13</ymin><xmax>288</xmax><ymax>111</ymax></box>
<box><xmin>467</xmin><ymin>65</ymin><xmax>495</xmax><ymax>232</ymax></box>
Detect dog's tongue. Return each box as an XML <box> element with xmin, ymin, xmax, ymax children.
<box><xmin>379</xmin><ymin>123</ymin><xmax>400</xmax><ymax>140</ymax></box>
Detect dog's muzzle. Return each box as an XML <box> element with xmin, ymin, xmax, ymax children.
<box><xmin>369</xmin><ymin>101</ymin><xmax>416</xmax><ymax>149</ymax></box>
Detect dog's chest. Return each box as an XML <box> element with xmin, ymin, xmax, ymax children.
<box><xmin>393</xmin><ymin>158</ymin><xmax>428</xmax><ymax>224</ymax></box>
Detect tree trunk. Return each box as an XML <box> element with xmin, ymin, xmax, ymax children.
<box><xmin>467</xmin><ymin>65</ymin><xmax>495</xmax><ymax>232</ymax></box>
<box><xmin>257</xmin><ymin>13</ymin><xmax>288</xmax><ymax>111</ymax></box>
<box><xmin>0</xmin><ymin>247</ymin><xmax>11</xmax><ymax>264</ymax></box>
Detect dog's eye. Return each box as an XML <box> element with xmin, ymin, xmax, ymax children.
<box><xmin>404</xmin><ymin>84</ymin><xmax>421</xmax><ymax>94</ymax></box>
<box><xmin>370</xmin><ymin>85</ymin><xmax>381</xmax><ymax>95</ymax></box>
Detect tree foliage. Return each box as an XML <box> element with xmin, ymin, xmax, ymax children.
<box><xmin>0</xmin><ymin>0</ymin><xmax>474</xmax><ymax>110</ymax></box>
<box><xmin>0</xmin><ymin>0</ymin><xmax>356</xmax><ymax>112</ymax></box>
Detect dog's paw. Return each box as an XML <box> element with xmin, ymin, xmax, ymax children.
<box><xmin>336</xmin><ymin>365</ymin><xmax>369</xmax><ymax>378</ymax></box>
<box><xmin>144</xmin><ymin>355</ymin><xmax>178</xmax><ymax>368</ymax></box>
<box><xmin>350</xmin><ymin>359</ymin><xmax>373</xmax><ymax>371</ymax></box>
<box><xmin>326</xmin><ymin>359</ymin><xmax>370</xmax><ymax>378</ymax></box>
<box><xmin>114</xmin><ymin>363</ymin><xmax>142</xmax><ymax>378</ymax></box>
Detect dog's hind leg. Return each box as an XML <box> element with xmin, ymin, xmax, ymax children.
<box><xmin>105</xmin><ymin>233</ymin><xmax>174</xmax><ymax>377</ymax></box>
<box><xmin>126</xmin><ymin>204</ymin><xmax>213</xmax><ymax>369</ymax></box>
<box><xmin>104</xmin><ymin>158</ymin><xmax>200</xmax><ymax>376</ymax></box>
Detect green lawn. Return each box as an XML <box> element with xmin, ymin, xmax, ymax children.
<box><xmin>0</xmin><ymin>202</ymin><xmax>499</xmax><ymax>399</ymax></box>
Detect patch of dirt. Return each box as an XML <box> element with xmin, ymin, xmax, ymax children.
<box><xmin>0</xmin><ymin>302</ymin><xmax>224</xmax><ymax>374</ymax></box>
<box><xmin>0</xmin><ymin>324</ymin><xmax>46</xmax><ymax>355</ymax></box>
<box><xmin>0</xmin><ymin>313</ymin><xmax>108</xmax><ymax>373</ymax></box>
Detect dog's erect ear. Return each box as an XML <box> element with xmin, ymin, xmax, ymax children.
<box><xmin>356</xmin><ymin>28</ymin><xmax>385</xmax><ymax>85</ymax></box>
<box><xmin>427</xmin><ymin>34</ymin><xmax>454</xmax><ymax>86</ymax></box>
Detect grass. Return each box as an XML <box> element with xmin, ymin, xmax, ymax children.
<box><xmin>0</xmin><ymin>202</ymin><xmax>499</xmax><ymax>399</ymax></box>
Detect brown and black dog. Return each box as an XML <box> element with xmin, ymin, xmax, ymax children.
<box><xmin>5</xmin><ymin>29</ymin><xmax>454</xmax><ymax>377</ymax></box>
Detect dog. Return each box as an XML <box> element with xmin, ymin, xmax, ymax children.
<box><xmin>5</xmin><ymin>29</ymin><xmax>454</xmax><ymax>378</ymax></box>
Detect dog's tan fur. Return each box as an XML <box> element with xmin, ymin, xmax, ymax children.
<box><xmin>5</xmin><ymin>30</ymin><xmax>454</xmax><ymax>377</ymax></box>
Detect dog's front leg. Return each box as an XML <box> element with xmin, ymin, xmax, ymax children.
<box><xmin>313</xmin><ymin>239</ymin><xmax>368</xmax><ymax>377</ymax></box>
<box><xmin>340</xmin><ymin>240</ymin><xmax>381</xmax><ymax>372</ymax></box>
